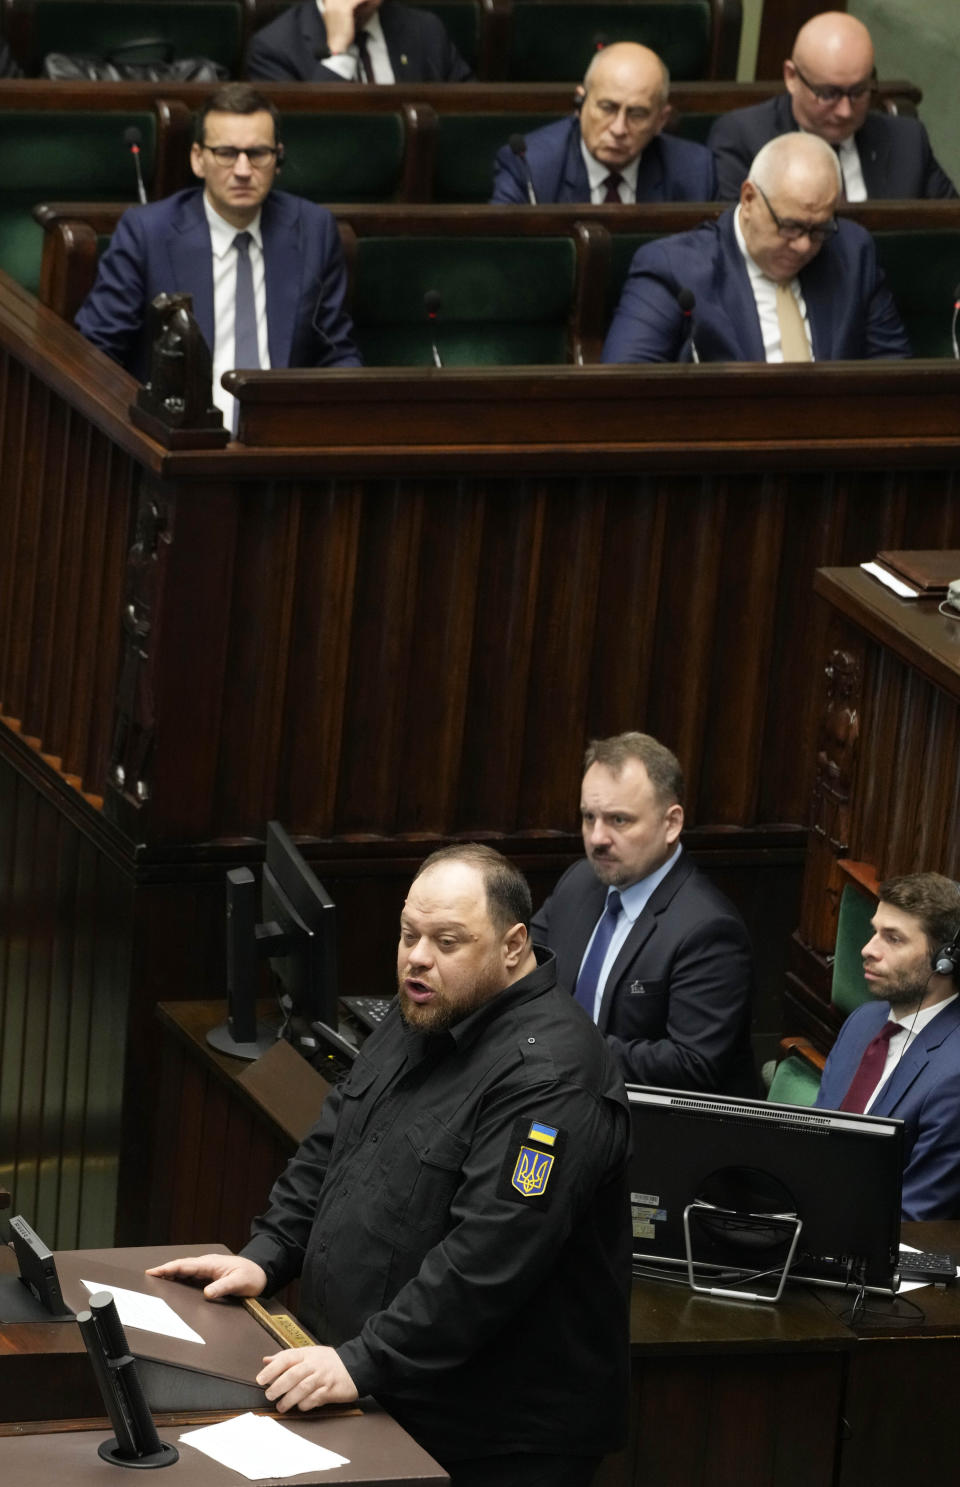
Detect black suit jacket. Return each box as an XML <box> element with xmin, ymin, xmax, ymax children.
<box><xmin>531</xmin><ymin>853</ymin><xmax>758</xmax><ymax>1096</ymax></box>
<box><xmin>246</xmin><ymin>0</ymin><xmax>471</xmax><ymax>82</ymax></box>
<box><xmin>708</xmin><ymin>93</ymin><xmax>957</xmax><ymax>201</ymax></box>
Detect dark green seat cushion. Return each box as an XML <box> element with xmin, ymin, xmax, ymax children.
<box><xmin>278</xmin><ymin>114</ymin><xmax>407</xmax><ymax>203</ymax></box>
<box><xmin>507</xmin><ymin>1</ymin><xmax>714</xmax><ymax>83</ymax></box>
<box><xmin>873</xmin><ymin>230</ymin><xmax>960</xmax><ymax>358</ymax></box>
<box><xmin>352</xmin><ymin>235</ymin><xmax>576</xmax><ymax>364</ymax></box>
<box><xmin>767</xmin><ymin>1051</ymin><xmax>822</xmax><ymax>1107</ymax></box>
<box><xmin>433</xmin><ymin>111</ymin><xmax>565</xmax><ymax>202</ymax></box>
<box><xmin>0</xmin><ymin>110</ymin><xmax>156</xmax><ymax>293</ymax></box>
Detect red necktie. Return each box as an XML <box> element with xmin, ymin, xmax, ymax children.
<box><xmin>838</xmin><ymin>1021</ymin><xmax>903</xmax><ymax>1113</ymax></box>
<box><xmin>602</xmin><ymin>172</ymin><xmax>623</xmax><ymax>204</ymax></box>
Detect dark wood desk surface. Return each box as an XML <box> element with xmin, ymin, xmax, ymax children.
<box><xmin>814</xmin><ymin>566</ymin><xmax>960</xmax><ymax>702</ymax></box>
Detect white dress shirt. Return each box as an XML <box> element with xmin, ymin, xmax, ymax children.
<box><xmin>315</xmin><ymin>2</ymin><xmax>394</xmax><ymax>81</ymax></box>
<box><xmin>581</xmin><ymin>141</ymin><xmax>640</xmax><ymax>204</ymax></box>
<box><xmin>733</xmin><ymin>203</ymin><xmax>814</xmax><ymax>362</ymax></box>
<box><xmin>203</xmin><ymin>196</ymin><xmax>271</xmax><ymax>428</ymax></box>
<box><xmin>577</xmin><ymin>845</ymin><xmax>682</xmax><ymax>1021</ymax></box>
<box><xmin>863</xmin><ymin>994</ymin><xmax>960</xmax><ymax>1113</ymax></box>
<box><xmin>835</xmin><ymin>134</ymin><xmax>867</xmax><ymax>202</ymax></box>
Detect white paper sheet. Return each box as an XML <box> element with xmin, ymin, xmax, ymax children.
<box><xmin>81</xmin><ymin>1278</ymin><xmax>205</xmax><ymax>1344</ymax></box>
<box><xmin>180</xmin><ymin>1413</ymin><xmax>349</xmax><ymax>1479</ymax></box>
<box><xmin>860</xmin><ymin>561</ymin><xmax>919</xmax><ymax>599</ymax></box>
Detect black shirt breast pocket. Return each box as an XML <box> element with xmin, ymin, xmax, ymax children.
<box><xmin>371</xmin><ymin>1111</ymin><xmax>469</xmax><ymax>1247</ymax></box>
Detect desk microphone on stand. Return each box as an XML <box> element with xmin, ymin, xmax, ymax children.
<box><xmin>424</xmin><ymin>289</ymin><xmax>443</xmax><ymax>368</ymax></box>
<box><xmin>123</xmin><ymin>126</ymin><xmax>147</xmax><ymax>205</ymax></box>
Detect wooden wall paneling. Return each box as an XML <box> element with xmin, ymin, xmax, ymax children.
<box><xmin>0</xmin><ymin>357</ymin><xmax>33</xmax><ymax>726</ymax></box>
<box><xmin>912</xmin><ymin>688</ymin><xmax>960</xmax><ymax>875</ymax></box>
<box><xmin>20</xmin><ymin>381</ymin><xmax>62</xmax><ymax>745</ymax></box>
<box><xmin>45</xmin><ymin>407</ymin><xmax>89</xmax><ymax>765</ymax></box>
<box><xmin>847</xmin><ymin>641</ymin><xmax>900</xmax><ymax>883</ymax></box>
<box><xmin>699</xmin><ymin>478</ymin><xmax>786</xmax><ymax>825</ymax></box>
<box><xmin>393</xmin><ymin>479</ymin><xmax>485</xmax><ymax>837</ymax></box>
<box><xmin>212</xmin><ymin>477</ymin><xmax>301</xmax><ymax>836</ymax></box>
<box><xmin>278</xmin><ymin>479</ymin><xmax>363</xmax><ymax>835</ymax></box>
<box><xmin>454</xmin><ymin>480</ymin><xmax>546</xmax><ymax>834</ymax></box>
<box><xmin>584</xmin><ymin>474</ymin><xmax>667</xmax><ymax>746</ymax></box>
<box><xmin>882</xmin><ymin>667</ymin><xmax>947</xmax><ymax>876</ymax></box>
<box><xmin>517</xmin><ymin>476</ymin><xmax>612</xmax><ymax>830</ymax></box>
<box><xmin>645</xmin><ymin>476</ymin><xmax>727</xmax><ymax>825</ymax></box>
<box><xmin>333</xmin><ymin>480</ymin><xmax>426</xmax><ymax>836</ymax></box>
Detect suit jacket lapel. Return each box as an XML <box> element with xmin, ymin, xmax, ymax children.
<box><xmin>562</xmin><ymin>121</ymin><xmax>590</xmax><ymax>202</ymax></box>
<box><xmin>798</xmin><ymin>246</ymin><xmax>841</xmax><ymax>359</ymax></box>
<box><xmin>303</xmin><ymin>5</ymin><xmax>332</xmax><ymax>81</ymax></box>
<box><xmin>635</xmin><ymin>139</ymin><xmax>664</xmax><ymax>200</ymax></box>
<box><xmin>854</xmin><ymin>114</ymin><xmax>888</xmax><ymax>196</ymax></box>
<box><xmin>261</xmin><ymin>193</ymin><xmax>299</xmax><ymax>368</ymax></box>
<box><xmin>168</xmin><ymin>193</ymin><xmax>216</xmax><ymax>351</ymax></box>
<box><xmin>596</xmin><ymin>854</ymin><xmax>692</xmax><ymax>1033</ymax></box>
<box><xmin>872</xmin><ymin>999</ymin><xmax>960</xmax><ymax>1114</ymax></box>
<box><xmin>716</xmin><ymin>213</ymin><xmax>765</xmax><ymax>360</ymax></box>
<box><xmin>380</xmin><ymin>4</ymin><xmax>418</xmax><ymax>80</ymax></box>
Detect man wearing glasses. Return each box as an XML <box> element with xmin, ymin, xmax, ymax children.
<box><xmin>708</xmin><ymin>11</ymin><xmax>956</xmax><ymax>202</ymax></box>
<box><xmin>76</xmin><ymin>84</ymin><xmax>360</xmax><ymax>427</ymax></box>
<box><xmin>602</xmin><ymin>131</ymin><xmax>911</xmax><ymax>363</ymax></box>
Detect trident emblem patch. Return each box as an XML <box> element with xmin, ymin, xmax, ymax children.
<box><xmin>511</xmin><ymin>1145</ymin><xmax>555</xmax><ymax>1198</ymax></box>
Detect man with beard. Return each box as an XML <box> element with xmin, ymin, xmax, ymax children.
<box><xmin>816</xmin><ymin>873</ymin><xmax>960</xmax><ymax>1220</ymax></box>
<box><xmin>149</xmin><ymin>844</ymin><xmax>631</xmax><ymax>1486</ymax></box>
<box><xmin>531</xmin><ymin>731</ymin><xmax>758</xmax><ymax>1095</ymax></box>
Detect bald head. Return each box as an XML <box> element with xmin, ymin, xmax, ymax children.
<box><xmin>579</xmin><ymin>42</ymin><xmax>670</xmax><ymax>171</ymax></box>
<box><xmin>785</xmin><ymin>11</ymin><xmax>875</xmax><ymax>143</ymax></box>
<box><xmin>740</xmin><ymin>133</ymin><xmax>841</xmax><ymax>283</ymax></box>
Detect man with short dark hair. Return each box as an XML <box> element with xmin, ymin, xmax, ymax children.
<box><xmin>602</xmin><ymin>131</ymin><xmax>910</xmax><ymax>363</ymax></box>
<box><xmin>246</xmin><ymin>0</ymin><xmax>470</xmax><ymax>83</ymax></box>
<box><xmin>149</xmin><ymin>843</ymin><xmax>631</xmax><ymax>1487</ymax></box>
<box><xmin>708</xmin><ymin>11</ymin><xmax>956</xmax><ymax>201</ymax></box>
<box><xmin>491</xmin><ymin>42</ymin><xmax>715</xmax><ymax>205</ymax></box>
<box><xmin>75</xmin><ymin>83</ymin><xmax>360</xmax><ymax>427</ymax></box>
<box><xmin>531</xmin><ymin>731</ymin><xmax>758</xmax><ymax>1095</ymax></box>
<box><xmin>816</xmin><ymin>872</ymin><xmax>960</xmax><ymax>1220</ymax></box>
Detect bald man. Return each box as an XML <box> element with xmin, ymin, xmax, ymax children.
<box><xmin>491</xmin><ymin>41</ymin><xmax>715</xmax><ymax>204</ymax></box>
<box><xmin>709</xmin><ymin>11</ymin><xmax>956</xmax><ymax>201</ymax></box>
<box><xmin>603</xmin><ymin>131</ymin><xmax>911</xmax><ymax>362</ymax></box>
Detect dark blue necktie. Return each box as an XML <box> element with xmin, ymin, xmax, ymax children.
<box><xmin>575</xmin><ymin>889</ymin><xmax>622</xmax><ymax>1020</ymax></box>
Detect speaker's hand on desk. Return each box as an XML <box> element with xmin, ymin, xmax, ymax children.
<box><xmin>145</xmin><ymin>1253</ymin><xmax>268</xmax><ymax>1300</ymax></box>
<box><xmin>257</xmin><ymin>1346</ymin><xmax>359</xmax><ymax>1411</ymax></box>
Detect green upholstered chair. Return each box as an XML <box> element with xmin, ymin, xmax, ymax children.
<box><xmin>504</xmin><ymin>0</ymin><xmax>738</xmax><ymax>84</ymax></box>
<box><xmin>409</xmin><ymin>0</ymin><xmax>482</xmax><ymax>72</ymax></box>
<box><xmin>276</xmin><ymin>113</ymin><xmax>411</xmax><ymax>204</ymax></box>
<box><xmin>830</xmin><ymin>881</ymin><xmax>875</xmax><ymax>1016</ymax></box>
<box><xmin>0</xmin><ymin>111</ymin><xmax>157</xmax><ymax>293</ymax></box>
<box><xmin>668</xmin><ymin>110</ymin><xmax>720</xmax><ymax>146</ymax></box>
<box><xmin>873</xmin><ymin>230</ymin><xmax>960</xmax><ymax>358</ymax></box>
<box><xmin>350</xmin><ymin>235</ymin><xmax>578</xmax><ymax>364</ymax></box>
<box><xmin>12</xmin><ymin>0</ymin><xmax>246</xmax><ymax>75</ymax></box>
<box><xmin>767</xmin><ymin>1049</ymin><xmax>822</xmax><ymax>1108</ymax></box>
<box><xmin>605</xmin><ymin>231</ymin><xmax>658</xmax><ymax>325</ymax></box>
<box><xmin>432</xmin><ymin>111</ymin><xmax>565</xmax><ymax>203</ymax></box>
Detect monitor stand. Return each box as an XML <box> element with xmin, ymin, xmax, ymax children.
<box><xmin>681</xmin><ymin>1199</ymin><xmax>803</xmax><ymax>1304</ymax></box>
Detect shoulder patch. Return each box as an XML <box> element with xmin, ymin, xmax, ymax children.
<box><xmin>496</xmin><ymin>1115</ymin><xmax>567</xmax><ymax>1209</ymax></box>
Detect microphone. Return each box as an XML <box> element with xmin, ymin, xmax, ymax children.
<box><xmin>676</xmin><ymin>287</ymin><xmax>700</xmax><ymax>364</ymax></box>
<box><xmin>951</xmin><ymin>282</ymin><xmax>960</xmax><ymax>361</ymax></box>
<box><xmin>508</xmin><ymin>134</ymin><xmax>538</xmax><ymax>206</ymax></box>
<box><xmin>124</xmin><ymin>126</ymin><xmax>147</xmax><ymax>206</ymax></box>
<box><xmin>592</xmin><ymin>32</ymin><xmax>608</xmax><ymax>53</ymax></box>
<box><xmin>424</xmin><ymin>289</ymin><xmax>443</xmax><ymax>368</ymax></box>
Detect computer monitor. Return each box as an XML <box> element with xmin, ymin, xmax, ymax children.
<box><xmin>209</xmin><ymin>821</ymin><xmax>339</xmax><ymax>1061</ymax></box>
<box><xmin>627</xmin><ymin>1086</ymin><xmax>904</xmax><ymax>1301</ymax></box>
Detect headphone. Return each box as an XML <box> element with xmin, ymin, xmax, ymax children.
<box><xmin>933</xmin><ymin>927</ymin><xmax>960</xmax><ymax>978</ymax></box>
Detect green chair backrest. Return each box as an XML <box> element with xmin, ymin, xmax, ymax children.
<box><xmin>669</xmin><ymin>110</ymin><xmax>720</xmax><ymax>145</ymax></box>
<box><xmin>433</xmin><ymin>111</ymin><xmax>565</xmax><ymax>202</ymax></box>
<box><xmin>873</xmin><ymin>230</ymin><xmax>960</xmax><ymax>358</ymax></box>
<box><xmin>277</xmin><ymin>114</ymin><xmax>407</xmax><ymax>203</ymax></box>
<box><xmin>767</xmin><ymin>1051</ymin><xmax>822</xmax><ymax>1108</ymax></box>
<box><xmin>408</xmin><ymin>0</ymin><xmax>482</xmax><ymax>70</ymax></box>
<box><xmin>24</xmin><ymin>0</ymin><xmax>244</xmax><ymax>72</ymax></box>
<box><xmin>606</xmin><ymin>231</ymin><xmax>660</xmax><ymax>322</ymax></box>
<box><xmin>507</xmin><ymin>1</ymin><xmax>714</xmax><ymax>83</ymax></box>
<box><xmin>351</xmin><ymin>235</ymin><xmax>577</xmax><ymax>364</ymax></box>
<box><xmin>830</xmin><ymin>882</ymin><xmax>875</xmax><ymax>1016</ymax></box>
<box><xmin>0</xmin><ymin>110</ymin><xmax>157</xmax><ymax>293</ymax></box>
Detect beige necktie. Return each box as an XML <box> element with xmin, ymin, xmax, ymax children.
<box><xmin>775</xmin><ymin>282</ymin><xmax>812</xmax><ymax>362</ymax></box>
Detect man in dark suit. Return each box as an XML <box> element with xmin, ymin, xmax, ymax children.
<box><xmin>602</xmin><ymin>130</ymin><xmax>911</xmax><ymax>363</ymax></box>
<box><xmin>531</xmin><ymin>732</ymin><xmax>757</xmax><ymax>1095</ymax></box>
<box><xmin>491</xmin><ymin>42</ymin><xmax>715</xmax><ymax>205</ymax></box>
<box><xmin>246</xmin><ymin>0</ymin><xmax>470</xmax><ymax>83</ymax></box>
<box><xmin>75</xmin><ymin>84</ymin><xmax>360</xmax><ymax>426</ymax></box>
<box><xmin>816</xmin><ymin>874</ymin><xmax>960</xmax><ymax>1221</ymax></box>
<box><xmin>708</xmin><ymin>11</ymin><xmax>956</xmax><ymax>201</ymax></box>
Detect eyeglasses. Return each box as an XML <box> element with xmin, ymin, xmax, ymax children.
<box><xmin>202</xmin><ymin>145</ymin><xmax>279</xmax><ymax>166</ymax></box>
<box><xmin>790</xmin><ymin>60</ymin><xmax>875</xmax><ymax>105</ymax></box>
<box><xmin>755</xmin><ymin>183</ymin><xmax>839</xmax><ymax>244</ymax></box>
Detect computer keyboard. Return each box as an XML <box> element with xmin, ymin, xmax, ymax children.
<box><xmin>341</xmin><ymin>996</ymin><xmax>394</xmax><ymax>1032</ymax></box>
<box><xmin>897</xmin><ymin>1248</ymin><xmax>957</xmax><ymax>1284</ymax></box>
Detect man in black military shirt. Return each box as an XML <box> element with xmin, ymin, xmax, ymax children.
<box><xmin>150</xmin><ymin>844</ymin><xmax>631</xmax><ymax>1486</ymax></box>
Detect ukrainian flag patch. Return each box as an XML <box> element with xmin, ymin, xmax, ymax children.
<box><xmin>528</xmin><ymin>1121</ymin><xmax>557</xmax><ymax>1147</ymax></box>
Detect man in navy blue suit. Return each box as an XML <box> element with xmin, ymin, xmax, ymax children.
<box><xmin>76</xmin><ymin>85</ymin><xmax>359</xmax><ymax>428</ymax></box>
<box><xmin>491</xmin><ymin>42</ymin><xmax>715</xmax><ymax>205</ymax></box>
<box><xmin>602</xmin><ymin>130</ymin><xmax>911</xmax><ymax>363</ymax></box>
<box><xmin>709</xmin><ymin>11</ymin><xmax>956</xmax><ymax>201</ymax></box>
<box><xmin>246</xmin><ymin>0</ymin><xmax>470</xmax><ymax>83</ymax></box>
<box><xmin>816</xmin><ymin>873</ymin><xmax>960</xmax><ymax>1221</ymax></box>
<box><xmin>531</xmin><ymin>731</ymin><xmax>757</xmax><ymax>1096</ymax></box>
